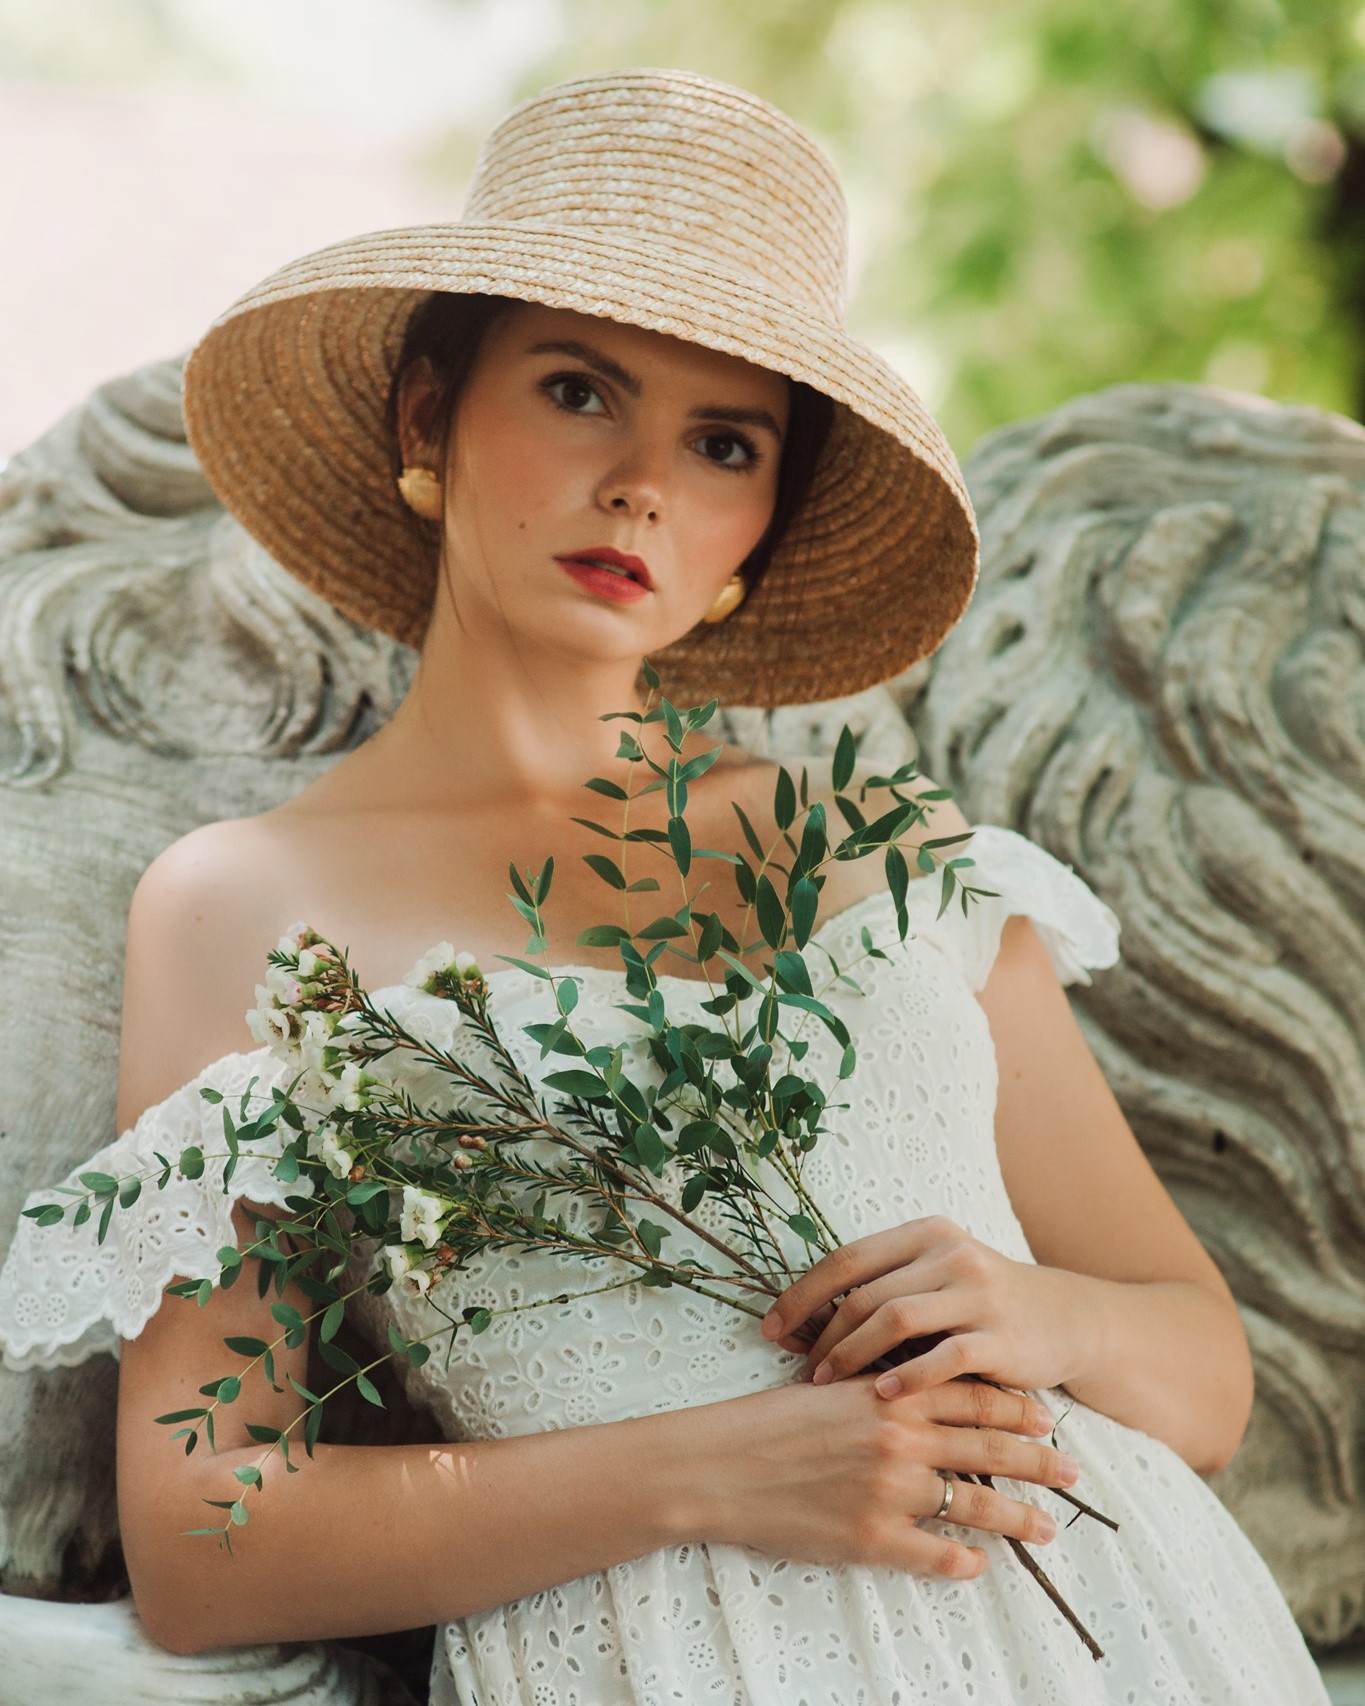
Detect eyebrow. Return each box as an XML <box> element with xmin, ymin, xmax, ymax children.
<box><xmin>526</xmin><ymin>338</ymin><xmax>786</xmax><ymax>442</ymax></box>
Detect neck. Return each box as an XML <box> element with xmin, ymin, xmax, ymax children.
<box><xmin>360</xmin><ymin>593</ymin><xmax>683</xmax><ymax>814</ymax></box>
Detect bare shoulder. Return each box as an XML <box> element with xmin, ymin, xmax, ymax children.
<box><xmin>116</xmin><ymin>815</ymin><xmax>300</xmax><ymax>1130</ymax></box>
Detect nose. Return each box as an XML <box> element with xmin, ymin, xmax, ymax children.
<box><xmin>596</xmin><ymin>439</ymin><xmax>666</xmax><ymax>522</ymax></box>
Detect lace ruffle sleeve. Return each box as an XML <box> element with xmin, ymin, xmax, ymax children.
<box><xmin>930</xmin><ymin>824</ymin><xmax>1122</xmax><ymax>993</ymax></box>
<box><xmin>0</xmin><ymin>1047</ymin><xmax>306</xmax><ymax>1373</ymax></box>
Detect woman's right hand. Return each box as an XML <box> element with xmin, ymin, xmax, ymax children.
<box><xmin>691</xmin><ymin>1374</ymin><xmax>1079</xmax><ymax>1579</ymax></box>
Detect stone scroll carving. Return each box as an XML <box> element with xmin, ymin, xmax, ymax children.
<box><xmin>0</xmin><ymin>362</ymin><xmax>424</xmax><ymax>1702</ymax></box>
<box><xmin>0</xmin><ymin>363</ymin><xmax>1360</xmax><ymax>1698</ymax></box>
<box><xmin>900</xmin><ymin>382</ymin><xmax>1365</xmax><ymax>1647</ymax></box>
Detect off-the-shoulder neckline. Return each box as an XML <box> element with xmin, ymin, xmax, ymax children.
<box><xmin>157</xmin><ymin>826</ymin><xmax>1029</xmax><ymax>1113</ymax></box>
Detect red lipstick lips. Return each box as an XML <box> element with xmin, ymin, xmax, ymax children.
<box><xmin>554</xmin><ymin>546</ymin><xmax>654</xmax><ymax>605</ymax></box>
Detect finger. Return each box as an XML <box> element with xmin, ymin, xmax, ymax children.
<box><xmin>899</xmin><ymin>1529</ymin><xmax>990</xmax><ymax>1580</ymax></box>
<box><xmin>921</xmin><ymin>1475</ymin><xmax>1058</xmax><ymax>1548</ymax></box>
<box><xmin>770</xmin><ymin>1300</ymin><xmax>836</xmax><ymax>1355</ymax></box>
<box><xmin>760</xmin><ymin>1216</ymin><xmax>965</xmax><ymax>1342</ymax></box>
<box><xmin>926</xmin><ymin>1425</ymin><xmax>1080</xmax><ymax>1490</ymax></box>
<box><xmin>920</xmin><ymin>1379</ymin><xmax>1055</xmax><ymax>1438</ymax></box>
<box><xmin>878</xmin><ymin>1331</ymin><xmax>989</xmax><ymax>1397</ymax></box>
<box><xmin>808</xmin><ymin>1289</ymin><xmax>959</xmax><ymax>1384</ymax></box>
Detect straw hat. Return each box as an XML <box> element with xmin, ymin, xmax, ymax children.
<box><xmin>181</xmin><ymin>67</ymin><xmax>979</xmax><ymax>708</ymax></box>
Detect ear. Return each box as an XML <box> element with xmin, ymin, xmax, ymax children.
<box><xmin>394</xmin><ymin>355</ymin><xmax>445</xmax><ymax>467</ymax></box>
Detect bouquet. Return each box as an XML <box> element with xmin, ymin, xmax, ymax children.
<box><xmin>27</xmin><ymin>672</ymin><xmax>1114</xmax><ymax>1656</ymax></box>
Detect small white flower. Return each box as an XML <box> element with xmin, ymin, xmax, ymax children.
<box><xmin>337</xmin><ymin>1060</ymin><xmax>372</xmax><ymax>1112</ymax></box>
<box><xmin>400</xmin><ymin>1185</ymin><xmax>447</xmax><ymax>1250</ymax></box>
<box><xmin>382</xmin><ymin>1242</ymin><xmax>432</xmax><ymax>1297</ymax></box>
<box><xmin>264</xmin><ymin>964</ymin><xmax>303</xmax><ymax>1005</ymax></box>
<box><xmin>402</xmin><ymin>941</ymin><xmax>470</xmax><ymax>1003</ymax></box>
<box><xmin>298</xmin><ymin>1010</ymin><xmax>335</xmax><ymax>1079</ymax></box>
<box><xmin>277</xmin><ymin>920</ymin><xmax>311</xmax><ymax>955</ymax></box>
<box><xmin>297</xmin><ymin>947</ymin><xmax>329</xmax><ymax>980</ymax></box>
<box><xmin>317</xmin><ymin>1129</ymin><xmax>355</xmax><ymax>1180</ymax></box>
<box><xmin>246</xmin><ymin>998</ymin><xmax>295</xmax><ymax>1056</ymax></box>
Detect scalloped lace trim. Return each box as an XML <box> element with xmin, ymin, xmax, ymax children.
<box><xmin>0</xmin><ymin>1049</ymin><xmax>299</xmax><ymax>1371</ymax></box>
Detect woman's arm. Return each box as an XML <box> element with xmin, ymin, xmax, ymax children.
<box><xmin>978</xmin><ymin>912</ymin><xmax>1254</xmax><ymax>1474</ymax></box>
<box><xmin>116</xmin><ymin>1209</ymin><xmax>690</xmax><ymax>1653</ymax></box>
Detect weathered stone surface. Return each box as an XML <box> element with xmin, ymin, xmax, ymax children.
<box><xmin>900</xmin><ymin>382</ymin><xmax>1365</xmax><ymax>1647</ymax></box>
<box><xmin>0</xmin><ymin>361</ymin><xmax>424</xmax><ymax>1700</ymax></box>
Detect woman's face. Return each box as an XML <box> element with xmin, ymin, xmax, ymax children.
<box><xmin>407</xmin><ymin>303</ymin><xmax>791</xmax><ymax>667</ymax></box>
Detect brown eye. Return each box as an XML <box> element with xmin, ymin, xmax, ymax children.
<box><xmin>544</xmin><ymin>373</ymin><xmax>606</xmax><ymax>414</ymax></box>
<box><xmin>696</xmin><ymin>431</ymin><xmax>763</xmax><ymax>473</ymax></box>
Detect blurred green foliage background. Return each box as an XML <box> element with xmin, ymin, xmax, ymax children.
<box><xmin>511</xmin><ymin>0</ymin><xmax>1365</xmax><ymax>455</ymax></box>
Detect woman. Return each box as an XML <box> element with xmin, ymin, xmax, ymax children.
<box><xmin>0</xmin><ymin>68</ymin><xmax>1329</xmax><ymax>1705</ymax></box>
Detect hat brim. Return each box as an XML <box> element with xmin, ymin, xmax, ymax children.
<box><xmin>182</xmin><ymin>222</ymin><xmax>979</xmax><ymax>707</ymax></box>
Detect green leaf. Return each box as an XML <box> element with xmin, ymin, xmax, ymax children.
<box><xmin>662</xmin><ymin>699</ymin><xmax>685</xmax><ymax>751</ymax></box>
<box><xmin>22</xmin><ymin>1204</ymin><xmax>64</xmax><ymax>1227</ymax></box>
<box><xmin>233</xmin><ymin>1464</ymin><xmax>263</xmax><ymax>1488</ymax></box>
<box><xmin>575</xmin><ymin>924</ymin><xmax>631</xmax><ymax>947</ymax></box>
<box><xmin>790</xmin><ymin>877</ymin><xmax>819</xmax><ymax>947</ymax></box>
<box><xmin>774</xmin><ymin>766</ymin><xmax>797</xmax><ymax>830</ymax></box>
<box><xmin>213</xmin><ymin>1375</ymin><xmax>241</xmax><ymax>1403</ymax></box>
<box><xmin>495</xmin><ymin>955</ymin><xmax>553</xmax><ymax>980</ymax></box>
<box><xmin>696</xmin><ymin>911</ymin><xmax>723</xmax><ymax>963</ymax></box>
<box><xmin>732</xmin><ymin>802</ymin><xmax>768</xmax><ymax>863</ymax></box>
<box><xmin>225</xmin><ymin>1336</ymin><xmax>268</xmax><ymax>1358</ymax></box>
<box><xmin>78</xmin><ymin>1171</ymin><xmax>117</xmax><ymax>1197</ymax></box>
<box><xmin>632</xmin><ymin>1123</ymin><xmax>669</xmax><ymax>1175</ymax></box>
<box><xmin>355</xmin><ymin>1373</ymin><xmax>385</xmax><ymax>1408</ymax></box>
<box><xmin>668</xmin><ymin>814</ymin><xmax>691</xmax><ymax>876</ymax></box>
<box><xmin>155</xmin><ymin>1407</ymin><xmax>208</xmax><ymax>1425</ymax></box>
<box><xmin>773</xmin><ymin>949</ymin><xmax>812</xmax><ymax>995</ymax></box>
<box><xmin>636</xmin><ymin>1218</ymin><xmax>670</xmax><ymax>1259</ymax></box>
<box><xmin>624</xmin><ymin>875</ymin><xmax>661</xmax><ymax>893</ymax></box>
<box><xmin>797</xmin><ymin>801</ymin><xmax>827</xmax><ymax>874</ymax></box>
<box><xmin>507</xmin><ymin>862</ymin><xmax>533</xmax><ymax>904</ymax></box>
<box><xmin>199</xmin><ymin>1087</ymin><xmax>224</xmax><ymax>1105</ymax></box>
<box><xmin>637</xmin><ymin>914</ymin><xmax>688</xmax><ymax>940</ymax></box>
<box><xmin>542</xmin><ymin>1068</ymin><xmax>611</xmax><ymax>1099</ymax></box>
<box><xmin>229</xmin><ymin>1500</ymin><xmax>249</xmax><ymax>1526</ymax></box>
<box><xmin>787</xmin><ymin>1213</ymin><xmax>822</xmax><ymax>1244</ymax></box>
<box><xmin>583</xmin><ymin>776</ymin><xmax>629</xmax><ymax>800</ymax></box>
<box><xmin>640</xmin><ymin>657</ymin><xmax>661</xmax><ymax>690</ymax></box>
<box><xmin>320</xmin><ymin>1299</ymin><xmax>345</xmax><ymax>1343</ymax></box>
<box><xmin>584</xmin><ymin>852</ymin><xmax>628</xmax><ymax>890</ymax></box>
<box><xmin>680</xmin><ymin>1175</ymin><xmax>708</xmax><ymax>1212</ymax></box>
<box><xmin>755</xmin><ymin>875</ymin><xmax>785</xmax><ymax>948</ymax></box>
<box><xmin>464</xmin><ymin>1306</ymin><xmax>493</xmax><ymax>1334</ymax></box>
<box><xmin>832</xmin><ymin>725</ymin><xmax>857</xmax><ymax>793</ymax></box>
<box><xmin>178</xmin><ymin>1146</ymin><xmax>205</xmax><ymax>1181</ymax></box>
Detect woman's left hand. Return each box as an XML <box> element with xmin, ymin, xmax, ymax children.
<box><xmin>759</xmin><ymin>1216</ymin><xmax>1082</xmax><ymax>1399</ymax></box>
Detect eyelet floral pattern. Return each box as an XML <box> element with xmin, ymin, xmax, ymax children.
<box><xmin>0</xmin><ymin>828</ymin><xmax>1327</xmax><ymax>1703</ymax></box>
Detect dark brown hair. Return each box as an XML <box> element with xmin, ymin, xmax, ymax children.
<box><xmin>385</xmin><ymin>291</ymin><xmax>834</xmax><ymax>595</ymax></box>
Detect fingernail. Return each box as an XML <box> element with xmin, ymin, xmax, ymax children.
<box><xmin>1058</xmin><ymin>1457</ymin><xmax>1080</xmax><ymax>1485</ymax></box>
<box><xmin>1035</xmin><ymin>1515</ymin><xmax>1057</xmax><ymax>1543</ymax></box>
<box><xmin>760</xmin><ymin>1309</ymin><xmax>782</xmax><ymax>1340</ymax></box>
<box><xmin>1030</xmin><ymin>1408</ymin><xmax>1054</xmax><ymax>1432</ymax></box>
<box><xmin>874</xmin><ymin>1372</ymin><xmax>901</xmax><ymax>1398</ymax></box>
<box><xmin>811</xmin><ymin>1361</ymin><xmax>833</xmax><ymax>1385</ymax></box>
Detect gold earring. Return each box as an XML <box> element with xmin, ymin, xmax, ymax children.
<box><xmin>397</xmin><ymin>465</ymin><xmax>443</xmax><ymax>521</ymax></box>
<box><xmin>702</xmin><ymin>573</ymin><xmax>748</xmax><ymax>624</ymax></box>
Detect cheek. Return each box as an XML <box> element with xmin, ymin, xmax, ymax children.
<box><xmin>680</xmin><ymin>471</ymin><xmax>779</xmax><ymax>576</ymax></box>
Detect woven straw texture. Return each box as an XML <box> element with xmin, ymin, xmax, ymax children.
<box><xmin>181</xmin><ymin>68</ymin><xmax>980</xmax><ymax>707</ymax></box>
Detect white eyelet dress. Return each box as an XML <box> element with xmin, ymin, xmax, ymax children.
<box><xmin>0</xmin><ymin>827</ymin><xmax>1331</xmax><ymax>1706</ymax></box>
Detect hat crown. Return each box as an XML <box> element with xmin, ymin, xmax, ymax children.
<box><xmin>461</xmin><ymin>69</ymin><xmax>849</xmax><ymax>322</ymax></box>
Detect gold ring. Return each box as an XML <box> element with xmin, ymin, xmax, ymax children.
<box><xmin>933</xmin><ymin>1475</ymin><xmax>955</xmax><ymax>1520</ymax></box>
